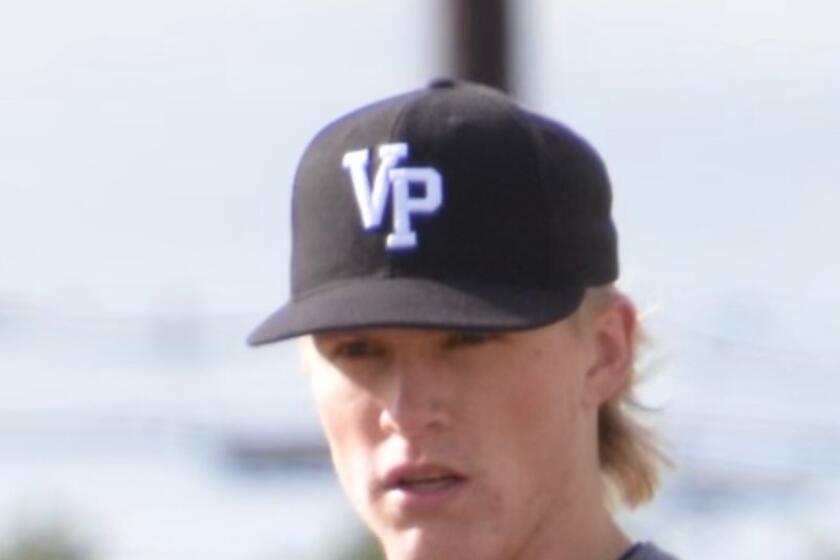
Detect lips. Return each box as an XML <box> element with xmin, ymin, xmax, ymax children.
<box><xmin>397</xmin><ymin>474</ymin><xmax>463</xmax><ymax>492</ymax></box>
<box><xmin>383</xmin><ymin>464</ymin><xmax>467</xmax><ymax>495</ymax></box>
<box><xmin>377</xmin><ymin>462</ymin><xmax>469</xmax><ymax>514</ymax></box>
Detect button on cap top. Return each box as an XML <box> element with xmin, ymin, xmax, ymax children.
<box><xmin>428</xmin><ymin>77</ymin><xmax>457</xmax><ymax>89</ymax></box>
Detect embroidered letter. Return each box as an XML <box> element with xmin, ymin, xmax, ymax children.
<box><xmin>342</xmin><ymin>143</ymin><xmax>443</xmax><ymax>250</ymax></box>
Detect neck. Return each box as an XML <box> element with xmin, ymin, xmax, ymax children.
<box><xmin>511</xmin><ymin>461</ymin><xmax>632</xmax><ymax>560</ymax></box>
<box><xmin>517</xmin><ymin>505</ymin><xmax>631</xmax><ymax>560</ymax></box>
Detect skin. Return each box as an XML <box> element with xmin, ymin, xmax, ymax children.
<box><xmin>305</xmin><ymin>293</ymin><xmax>637</xmax><ymax>560</ymax></box>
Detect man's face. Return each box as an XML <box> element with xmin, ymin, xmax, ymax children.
<box><xmin>307</xmin><ymin>319</ymin><xmax>607</xmax><ymax>560</ymax></box>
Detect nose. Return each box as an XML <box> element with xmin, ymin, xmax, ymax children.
<box><xmin>378</xmin><ymin>355</ymin><xmax>450</xmax><ymax>437</ymax></box>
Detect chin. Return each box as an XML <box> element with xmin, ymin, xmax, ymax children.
<box><xmin>379</xmin><ymin>524</ymin><xmax>497</xmax><ymax>560</ymax></box>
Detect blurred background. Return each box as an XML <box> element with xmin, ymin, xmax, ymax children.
<box><xmin>1</xmin><ymin>0</ymin><xmax>839</xmax><ymax>558</ymax></box>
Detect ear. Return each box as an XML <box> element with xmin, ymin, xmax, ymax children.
<box><xmin>581</xmin><ymin>293</ymin><xmax>637</xmax><ymax>408</ymax></box>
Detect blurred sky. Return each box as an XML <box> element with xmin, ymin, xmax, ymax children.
<box><xmin>1</xmin><ymin>0</ymin><xmax>838</xmax><ymax>324</ymax></box>
<box><xmin>0</xmin><ymin>0</ymin><xmax>444</xmax><ymax>317</ymax></box>
<box><xmin>2</xmin><ymin>0</ymin><xmax>839</xmax><ymax>318</ymax></box>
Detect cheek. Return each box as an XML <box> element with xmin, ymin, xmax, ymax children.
<box><xmin>311</xmin><ymin>369</ymin><xmax>377</xmax><ymax>449</ymax></box>
<box><xmin>310</xmin><ymin>369</ymin><xmax>348</xmax><ymax>438</ymax></box>
<box><xmin>498</xmin><ymin>346</ymin><xmax>582</xmax><ymax>429</ymax></box>
<box><xmin>310</xmin><ymin>369</ymin><xmax>380</xmax><ymax>507</ymax></box>
<box><xmin>505</xmin><ymin>381</ymin><xmax>577</xmax><ymax>469</ymax></box>
<box><xmin>481</xmin><ymin>350</ymin><xmax>586</xmax><ymax>491</ymax></box>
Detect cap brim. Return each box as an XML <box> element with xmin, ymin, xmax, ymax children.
<box><xmin>247</xmin><ymin>278</ymin><xmax>585</xmax><ymax>346</ymax></box>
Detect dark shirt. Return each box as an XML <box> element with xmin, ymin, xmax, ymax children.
<box><xmin>619</xmin><ymin>542</ymin><xmax>679</xmax><ymax>560</ymax></box>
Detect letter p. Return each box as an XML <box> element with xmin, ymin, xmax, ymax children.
<box><xmin>385</xmin><ymin>167</ymin><xmax>443</xmax><ymax>250</ymax></box>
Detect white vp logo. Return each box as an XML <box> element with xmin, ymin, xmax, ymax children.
<box><xmin>342</xmin><ymin>142</ymin><xmax>443</xmax><ymax>250</ymax></box>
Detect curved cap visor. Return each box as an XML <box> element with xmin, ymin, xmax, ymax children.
<box><xmin>247</xmin><ymin>279</ymin><xmax>585</xmax><ymax>345</ymax></box>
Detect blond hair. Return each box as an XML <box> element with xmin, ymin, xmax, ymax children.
<box><xmin>574</xmin><ymin>286</ymin><xmax>670</xmax><ymax>509</ymax></box>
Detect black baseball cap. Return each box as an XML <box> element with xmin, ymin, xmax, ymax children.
<box><xmin>248</xmin><ymin>79</ymin><xmax>618</xmax><ymax>346</ymax></box>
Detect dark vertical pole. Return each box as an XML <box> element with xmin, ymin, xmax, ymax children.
<box><xmin>450</xmin><ymin>0</ymin><xmax>510</xmax><ymax>93</ymax></box>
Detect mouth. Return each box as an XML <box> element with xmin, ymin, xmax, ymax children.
<box><xmin>393</xmin><ymin>472</ymin><xmax>466</xmax><ymax>493</ymax></box>
<box><xmin>381</xmin><ymin>463</ymin><xmax>468</xmax><ymax>508</ymax></box>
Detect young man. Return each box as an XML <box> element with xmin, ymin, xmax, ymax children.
<box><xmin>248</xmin><ymin>79</ymin><xmax>677</xmax><ymax>560</ymax></box>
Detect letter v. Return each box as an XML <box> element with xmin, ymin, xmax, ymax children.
<box><xmin>342</xmin><ymin>143</ymin><xmax>408</xmax><ymax>230</ymax></box>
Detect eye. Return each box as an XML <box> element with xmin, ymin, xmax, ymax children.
<box><xmin>330</xmin><ymin>338</ymin><xmax>385</xmax><ymax>360</ymax></box>
<box><xmin>443</xmin><ymin>331</ymin><xmax>500</xmax><ymax>349</ymax></box>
